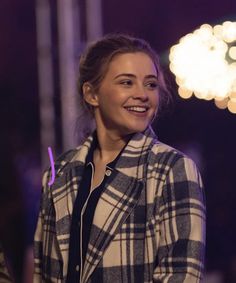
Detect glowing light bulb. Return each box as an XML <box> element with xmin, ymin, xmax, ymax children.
<box><xmin>228</xmin><ymin>99</ymin><xmax>236</xmax><ymax>113</ymax></box>
<box><xmin>214</xmin><ymin>98</ymin><xmax>228</xmax><ymax>109</ymax></box>
<box><xmin>229</xmin><ymin>92</ymin><xmax>236</xmax><ymax>102</ymax></box>
<box><xmin>169</xmin><ymin>20</ymin><xmax>236</xmax><ymax>114</ymax></box>
<box><xmin>222</xmin><ymin>21</ymin><xmax>236</xmax><ymax>43</ymax></box>
<box><xmin>178</xmin><ymin>87</ymin><xmax>193</xmax><ymax>99</ymax></box>
<box><xmin>229</xmin><ymin>46</ymin><xmax>236</xmax><ymax>60</ymax></box>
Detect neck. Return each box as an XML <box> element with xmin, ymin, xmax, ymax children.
<box><xmin>94</xmin><ymin>129</ymin><xmax>132</xmax><ymax>163</ymax></box>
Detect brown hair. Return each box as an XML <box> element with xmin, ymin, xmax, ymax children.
<box><xmin>76</xmin><ymin>33</ymin><xmax>170</xmax><ymax>143</ymax></box>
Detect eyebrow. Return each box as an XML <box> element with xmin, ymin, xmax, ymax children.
<box><xmin>114</xmin><ymin>73</ymin><xmax>158</xmax><ymax>80</ymax></box>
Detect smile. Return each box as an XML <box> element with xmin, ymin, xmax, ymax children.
<box><xmin>124</xmin><ymin>106</ymin><xmax>149</xmax><ymax>113</ymax></box>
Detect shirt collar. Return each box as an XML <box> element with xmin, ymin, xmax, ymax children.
<box><xmin>85</xmin><ymin>131</ymin><xmax>133</xmax><ymax>170</ymax></box>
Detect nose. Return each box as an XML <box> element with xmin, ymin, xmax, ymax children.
<box><xmin>133</xmin><ymin>85</ymin><xmax>148</xmax><ymax>101</ymax></box>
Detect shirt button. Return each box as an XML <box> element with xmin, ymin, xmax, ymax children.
<box><xmin>105</xmin><ymin>169</ymin><xmax>112</xmax><ymax>176</ymax></box>
<box><xmin>75</xmin><ymin>265</ymin><xmax>80</xmax><ymax>272</ymax></box>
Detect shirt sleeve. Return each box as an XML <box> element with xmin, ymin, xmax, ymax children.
<box><xmin>0</xmin><ymin>244</ymin><xmax>13</xmax><ymax>283</ymax></box>
<box><xmin>33</xmin><ymin>169</ymin><xmax>51</xmax><ymax>282</ymax></box>
<box><xmin>153</xmin><ymin>155</ymin><xmax>206</xmax><ymax>283</ymax></box>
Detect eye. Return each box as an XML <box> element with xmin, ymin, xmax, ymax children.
<box><xmin>120</xmin><ymin>80</ymin><xmax>133</xmax><ymax>86</ymax></box>
<box><xmin>145</xmin><ymin>81</ymin><xmax>158</xmax><ymax>89</ymax></box>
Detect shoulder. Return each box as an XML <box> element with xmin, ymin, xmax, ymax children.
<box><xmin>41</xmin><ymin>146</ymin><xmax>83</xmax><ymax>187</ymax></box>
<box><xmin>54</xmin><ymin>147</ymin><xmax>82</xmax><ymax>169</ymax></box>
<box><xmin>44</xmin><ymin>146</ymin><xmax>81</xmax><ymax>172</ymax></box>
<box><xmin>148</xmin><ymin>140</ymin><xmax>202</xmax><ymax>183</ymax></box>
<box><xmin>149</xmin><ymin>140</ymin><xmax>188</xmax><ymax>165</ymax></box>
<box><xmin>46</xmin><ymin>133</ymin><xmax>94</xmax><ymax>174</ymax></box>
<box><xmin>140</xmin><ymin>127</ymin><xmax>190</xmax><ymax>165</ymax></box>
<box><xmin>133</xmin><ymin>127</ymin><xmax>200</xmax><ymax>178</ymax></box>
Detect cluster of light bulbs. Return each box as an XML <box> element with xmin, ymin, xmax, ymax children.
<box><xmin>169</xmin><ymin>21</ymin><xmax>236</xmax><ymax>114</ymax></box>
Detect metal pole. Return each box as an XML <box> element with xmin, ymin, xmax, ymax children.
<box><xmin>86</xmin><ymin>0</ymin><xmax>103</xmax><ymax>42</ymax></box>
<box><xmin>57</xmin><ymin>0</ymin><xmax>78</xmax><ymax>151</ymax></box>
<box><xmin>36</xmin><ymin>0</ymin><xmax>55</xmax><ymax>169</ymax></box>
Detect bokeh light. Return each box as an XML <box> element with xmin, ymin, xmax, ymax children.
<box><xmin>169</xmin><ymin>21</ymin><xmax>236</xmax><ymax>114</ymax></box>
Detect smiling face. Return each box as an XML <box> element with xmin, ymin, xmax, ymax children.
<box><xmin>83</xmin><ymin>52</ymin><xmax>159</xmax><ymax>137</ymax></box>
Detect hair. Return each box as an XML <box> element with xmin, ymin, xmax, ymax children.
<box><xmin>76</xmin><ymin>33</ymin><xmax>170</xmax><ymax>144</ymax></box>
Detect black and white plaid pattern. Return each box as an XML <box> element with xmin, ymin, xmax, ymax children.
<box><xmin>34</xmin><ymin>127</ymin><xmax>206</xmax><ymax>282</ymax></box>
<box><xmin>0</xmin><ymin>244</ymin><xmax>12</xmax><ymax>282</ymax></box>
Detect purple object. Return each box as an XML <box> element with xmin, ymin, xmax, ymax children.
<box><xmin>47</xmin><ymin>147</ymin><xmax>55</xmax><ymax>186</ymax></box>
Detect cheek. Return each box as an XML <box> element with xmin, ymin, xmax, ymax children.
<box><xmin>98</xmin><ymin>92</ymin><xmax>120</xmax><ymax>117</ymax></box>
<box><xmin>151</xmin><ymin>93</ymin><xmax>159</xmax><ymax>108</ymax></box>
<box><xmin>101</xmin><ymin>90</ymin><xmax>126</xmax><ymax>106</ymax></box>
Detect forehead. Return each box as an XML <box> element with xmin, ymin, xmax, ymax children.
<box><xmin>105</xmin><ymin>52</ymin><xmax>157</xmax><ymax>77</ymax></box>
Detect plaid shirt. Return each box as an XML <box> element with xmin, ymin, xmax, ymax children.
<box><xmin>34</xmin><ymin>127</ymin><xmax>206</xmax><ymax>282</ymax></box>
<box><xmin>0</xmin><ymin>244</ymin><xmax>13</xmax><ymax>283</ymax></box>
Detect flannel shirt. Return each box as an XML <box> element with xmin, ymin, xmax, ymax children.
<box><xmin>34</xmin><ymin>126</ymin><xmax>206</xmax><ymax>282</ymax></box>
<box><xmin>0</xmin><ymin>244</ymin><xmax>13</xmax><ymax>283</ymax></box>
<box><xmin>66</xmin><ymin>133</ymin><xmax>123</xmax><ymax>281</ymax></box>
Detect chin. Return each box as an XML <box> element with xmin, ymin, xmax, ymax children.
<box><xmin>121</xmin><ymin>124</ymin><xmax>149</xmax><ymax>135</ymax></box>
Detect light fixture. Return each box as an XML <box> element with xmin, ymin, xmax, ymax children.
<box><xmin>169</xmin><ymin>21</ymin><xmax>236</xmax><ymax>114</ymax></box>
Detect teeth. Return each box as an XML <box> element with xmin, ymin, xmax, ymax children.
<box><xmin>126</xmin><ymin>106</ymin><xmax>147</xmax><ymax>112</ymax></box>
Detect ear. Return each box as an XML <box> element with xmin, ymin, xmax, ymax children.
<box><xmin>82</xmin><ymin>82</ymin><xmax>99</xmax><ymax>107</ymax></box>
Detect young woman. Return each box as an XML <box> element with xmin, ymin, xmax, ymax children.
<box><xmin>34</xmin><ymin>34</ymin><xmax>206</xmax><ymax>282</ymax></box>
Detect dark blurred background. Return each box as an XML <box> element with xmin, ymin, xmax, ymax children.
<box><xmin>0</xmin><ymin>0</ymin><xmax>236</xmax><ymax>282</ymax></box>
